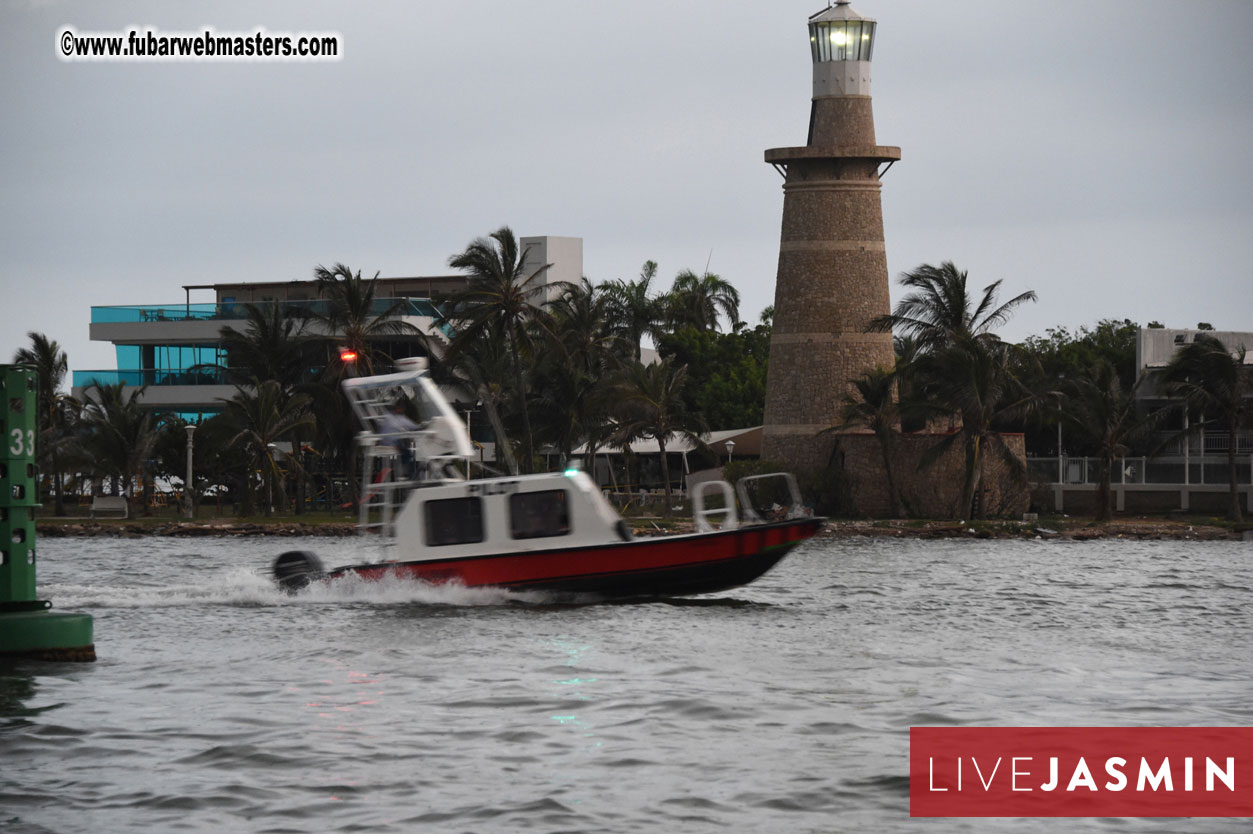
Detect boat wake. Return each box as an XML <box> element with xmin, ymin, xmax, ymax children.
<box><xmin>41</xmin><ymin>566</ymin><xmax>550</xmax><ymax>610</ymax></box>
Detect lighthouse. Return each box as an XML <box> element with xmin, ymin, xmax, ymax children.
<box><xmin>760</xmin><ymin>1</ymin><xmax>900</xmax><ymax>470</ymax></box>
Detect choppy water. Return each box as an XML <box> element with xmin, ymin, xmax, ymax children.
<box><xmin>2</xmin><ymin>534</ymin><xmax>1250</xmax><ymax>833</ymax></box>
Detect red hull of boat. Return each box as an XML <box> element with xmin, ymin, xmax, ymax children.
<box><xmin>327</xmin><ymin>517</ymin><xmax>823</xmax><ymax>599</ymax></box>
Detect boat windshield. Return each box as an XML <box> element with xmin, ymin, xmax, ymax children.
<box><xmin>344</xmin><ymin>370</ymin><xmax>456</xmax><ymax>432</ymax></box>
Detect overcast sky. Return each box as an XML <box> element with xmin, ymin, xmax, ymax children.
<box><xmin>3</xmin><ymin>0</ymin><xmax>1251</xmax><ymax>377</ymax></box>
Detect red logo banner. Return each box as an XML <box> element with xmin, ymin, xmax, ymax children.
<box><xmin>910</xmin><ymin>727</ymin><xmax>1253</xmax><ymax>817</ymax></box>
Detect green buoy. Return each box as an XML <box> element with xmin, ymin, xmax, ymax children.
<box><xmin>0</xmin><ymin>364</ymin><xmax>94</xmax><ymax>662</ymax></box>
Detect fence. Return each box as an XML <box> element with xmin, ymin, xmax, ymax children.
<box><xmin>1027</xmin><ymin>454</ymin><xmax>1253</xmax><ymax>487</ymax></box>
<box><xmin>1027</xmin><ymin>454</ymin><xmax>1253</xmax><ymax>514</ymax></box>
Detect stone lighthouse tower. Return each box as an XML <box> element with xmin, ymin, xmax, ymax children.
<box><xmin>760</xmin><ymin>1</ymin><xmax>900</xmax><ymax>470</ymax></box>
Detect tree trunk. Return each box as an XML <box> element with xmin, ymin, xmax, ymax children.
<box><xmin>345</xmin><ymin>442</ymin><xmax>360</xmax><ymax>514</ymax></box>
<box><xmin>876</xmin><ymin>426</ymin><xmax>903</xmax><ymax>518</ymax></box>
<box><xmin>238</xmin><ymin>470</ymin><xmax>255</xmax><ymax>517</ymax></box>
<box><xmin>53</xmin><ymin>456</ymin><xmax>66</xmax><ymax>516</ymax></box>
<box><xmin>263</xmin><ymin>460</ymin><xmax>274</xmax><ymax>518</ymax></box>
<box><xmin>960</xmin><ymin>433</ymin><xmax>982</xmax><ymax>521</ymax></box>
<box><xmin>293</xmin><ymin>434</ymin><xmax>306</xmax><ymax>516</ymax></box>
<box><xmin>1095</xmin><ymin>453</ymin><xmax>1113</xmax><ymax>522</ymax></box>
<box><xmin>1227</xmin><ymin>423</ymin><xmax>1243</xmax><ymax>522</ymax></box>
<box><xmin>658</xmin><ymin>438</ymin><xmax>672</xmax><ymax>518</ymax></box>
<box><xmin>624</xmin><ymin>448</ymin><xmax>637</xmax><ymax>495</ymax></box>
<box><xmin>508</xmin><ymin>329</ymin><xmax>533</xmax><ymax>474</ymax></box>
<box><xmin>479</xmin><ymin>385</ymin><xmax>518</xmax><ymax>476</ymax></box>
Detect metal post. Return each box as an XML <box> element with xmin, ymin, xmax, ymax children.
<box><xmin>1199</xmin><ymin>415</ymin><xmax>1206</xmax><ymax>485</ymax></box>
<box><xmin>1183</xmin><ymin>411</ymin><xmax>1190</xmax><ymax>485</ymax></box>
<box><xmin>0</xmin><ymin>367</ymin><xmax>40</xmax><ymax>604</ymax></box>
<box><xmin>1057</xmin><ymin>422</ymin><xmax>1063</xmax><ymax>484</ymax></box>
<box><xmin>184</xmin><ymin>424</ymin><xmax>196</xmax><ymax>519</ymax></box>
<box><xmin>464</xmin><ymin>409</ymin><xmax>472</xmax><ymax>480</ymax></box>
<box><xmin>0</xmin><ymin>364</ymin><xmax>94</xmax><ymax>661</ymax></box>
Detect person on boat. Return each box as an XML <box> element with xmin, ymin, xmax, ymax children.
<box><xmin>378</xmin><ymin>398</ymin><xmax>420</xmax><ymax>479</ymax></box>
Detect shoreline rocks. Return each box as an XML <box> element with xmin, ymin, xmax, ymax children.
<box><xmin>37</xmin><ymin>521</ymin><xmax>358</xmax><ymax>538</ymax></box>
<box><xmin>35</xmin><ymin>517</ymin><xmax>1244</xmax><ymax>541</ymax></box>
<box><xmin>814</xmin><ymin>519</ymin><xmax>1241</xmax><ymax>541</ymax></box>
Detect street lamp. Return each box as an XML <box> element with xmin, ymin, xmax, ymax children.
<box><xmin>725</xmin><ymin>439</ymin><xmax>735</xmax><ymax>466</ymax></box>
<box><xmin>266</xmin><ymin>443</ymin><xmax>280</xmax><ymax>514</ymax></box>
<box><xmin>184</xmin><ymin>424</ymin><xmax>196</xmax><ymax>519</ymax></box>
<box><xmin>463</xmin><ymin>400</ymin><xmax>482</xmax><ymax>480</ymax></box>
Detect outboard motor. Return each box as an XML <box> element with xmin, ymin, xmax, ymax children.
<box><xmin>273</xmin><ymin>550</ymin><xmax>326</xmax><ymax>593</ymax></box>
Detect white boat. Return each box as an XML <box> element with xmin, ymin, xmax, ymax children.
<box><xmin>272</xmin><ymin>360</ymin><xmax>822</xmax><ymax>599</ymax></box>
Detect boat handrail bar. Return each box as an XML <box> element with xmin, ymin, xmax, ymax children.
<box><xmin>358</xmin><ymin>421</ymin><xmax>471</xmax><ymax>464</ymax></box>
<box><xmin>692</xmin><ymin>480</ymin><xmax>739</xmax><ymax>533</ymax></box>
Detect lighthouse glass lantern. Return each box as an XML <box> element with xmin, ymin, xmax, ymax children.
<box><xmin>809</xmin><ymin>2</ymin><xmax>876</xmax><ymax>63</ymax></box>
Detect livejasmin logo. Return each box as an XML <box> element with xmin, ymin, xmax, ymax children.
<box><xmin>909</xmin><ymin>727</ymin><xmax>1253</xmax><ymax>817</ymax></box>
<box><xmin>928</xmin><ymin>753</ymin><xmax>1234</xmax><ymax>793</ymax></box>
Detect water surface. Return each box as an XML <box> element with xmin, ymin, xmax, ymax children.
<box><xmin>2</xmin><ymin>535</ymin><xmax>1249</xmax><ymax>832</ymax></box>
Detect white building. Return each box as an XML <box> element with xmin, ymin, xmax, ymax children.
<box><xmin>71</xmin><ymin>235</ymin><xmax>582</xmax><ymax>415</ymax></box>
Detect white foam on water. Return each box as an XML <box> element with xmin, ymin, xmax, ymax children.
<box><xmin>300</xmin><ymin>569</ymin><xmax>547</xmax><ymax>606</ymax></box>
<box><xmin>42</xmin><ymin>561</ymin><xmax>553</xmax><ymax>608</ymax></box>
<box><xmin>42</xmin><ymin>565</ymin><xmax>546</xmax><ymax>609</ymax></box>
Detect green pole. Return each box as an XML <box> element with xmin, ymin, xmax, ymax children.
<box><xmin>0</xmin><ymin>364</ymin><xmax>95</xmax><ymax>661</ymax></box>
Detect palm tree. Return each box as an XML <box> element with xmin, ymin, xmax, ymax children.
<box><xmin>443</xmin><ymin>226</ymin><xmax>561</xmax><ymax>473</ymax></box>
<box><xmin>827</xmin><ymin>366</ymin><xmax>904</xmax><ymax>517</ymax></box>
<box><xmin>914</xmin><ymin>338</ymin><xmax>1044</xmax><ymax>519</ymax></box>
<box><xmin>870</xmin><ymin>262</ymin><xmax>1036</xmax><ymax>352</ymax></box>
<box><xmin>217</xmin><ymin>302</ymin><xmax>323</xmax><ymax>513</ymax></box>
<box><xmin>13</xmin><ymin>332</ymin><xmax>73</xmax><ymax>515</ymax></box>
<box><xmin>1062</xmin><ymin>361</ymin><xmax>1165</xmax><ymax>522</ymax></box>
<box><xmin>866</xmin><ymin>263</ymin><xmax>1042</xmax><ymax>517</ymax></box>
<box><xmin>610</xmin><ymin>359</ymin><xmax>706</xmax><ymax>516</ymax></box>
<box><xmin>311</xmin><ymin>263</ymin><xmax>419</xmax><ymax>376</ymax></box>
<box><xmin>1160</xmin><ymin>334</ymin><xmax>1249</xmax><ymax>521</ymax></box>
<box><xmin>548</xmin><ymin>278</ymin><xmax>622</xmax><ymax>378</ymax></box>
<box><xmin>428</xmin><ymin>326</ymin><xmax>520</xmax><ymax>476</ymax></box>
<box><xmin>531</xmin><ymin>361</ymin><xmax>602</xmax><ymax>470</ymax></box>
<box><xmin>78</xmin><ymin>382</ymin><xmax>159</xmax><ymax>509</ymax></box>
<box><xmin>293</xmin><ymin>370</ymin><xmax>367</xmax><ymax>510</ymax></box>
<box><xmin>217</xmin><ymin>302</ymin><xmax>311</xmax><ymax>390</ymax></box>
<box><xmin>221</xmin><ymin>380</ymin><xmax>315</xmax><ymax>517</ymax></box>
<box><xmin>666</xmin><ymin>269</ymin><xmax>741</xmax><ymax>333</ymax></box>
<box><xmin>533</xmin><ymin>279</ymin><xmax>622</xmax><ymax>466</ymax></box>
<box><xmin>892</xmin><ymin>335</ymin><xmax>927</xmax><ymax>432</ymax></box>
<box><xmin>603</xmin><ymin>261</ymin><xmax>667</xmax><ymax>362</ymax></box>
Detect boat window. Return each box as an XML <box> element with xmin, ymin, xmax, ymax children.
<box><xmin>509</xmin><ymin>490</ymin><xmax>571</xmax><ymax>540</ymax></box>
<box><xmin>424</xmin><ymin>497</ymin><xmax>484</xmax><ymax>546</ymax></box>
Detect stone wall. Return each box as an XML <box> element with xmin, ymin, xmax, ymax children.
<box><xmin>809</xmin><ymin>96</ymin><xmax>876</xmax><ymax>146</ymax></box>
<box><xmin>836</xmin><ymin>431</ymin><xmax>1029</xmax><ymax>519</ymax></box>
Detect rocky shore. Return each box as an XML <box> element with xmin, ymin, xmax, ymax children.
<box><xmin>34</xmin><ymin>517</ymin><xmax>1249</xmax><ymax>541</ymax></box>
<box><xmin>36</xmin><ymin>521</ymin><xmax>358</xmax><ymax>538</ymax></box>
<box><xmin>814</xmin><ymin>518</ymin><xmax>1246</xmax><ymax>541</ymax></box>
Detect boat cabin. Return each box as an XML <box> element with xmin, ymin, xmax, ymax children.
<box><xmin>388</xmin><ymin>471</ymin><xmax>629</xmax><ymax>562</ymax></box>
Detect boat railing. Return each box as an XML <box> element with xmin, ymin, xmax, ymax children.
<box><xmin>692</xmin><ymin>481</ymin><xmax>739</xmax><ymax>532</ymax></box>
<box><xmin>357</xmin><ymin>428</ymin><xmax>466</xmax><ymax>541</ymax></box>
<box><xmin>735</xmin><ymin>472</ymin><xmax>806</xmax><ymax>523</ymax></box>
